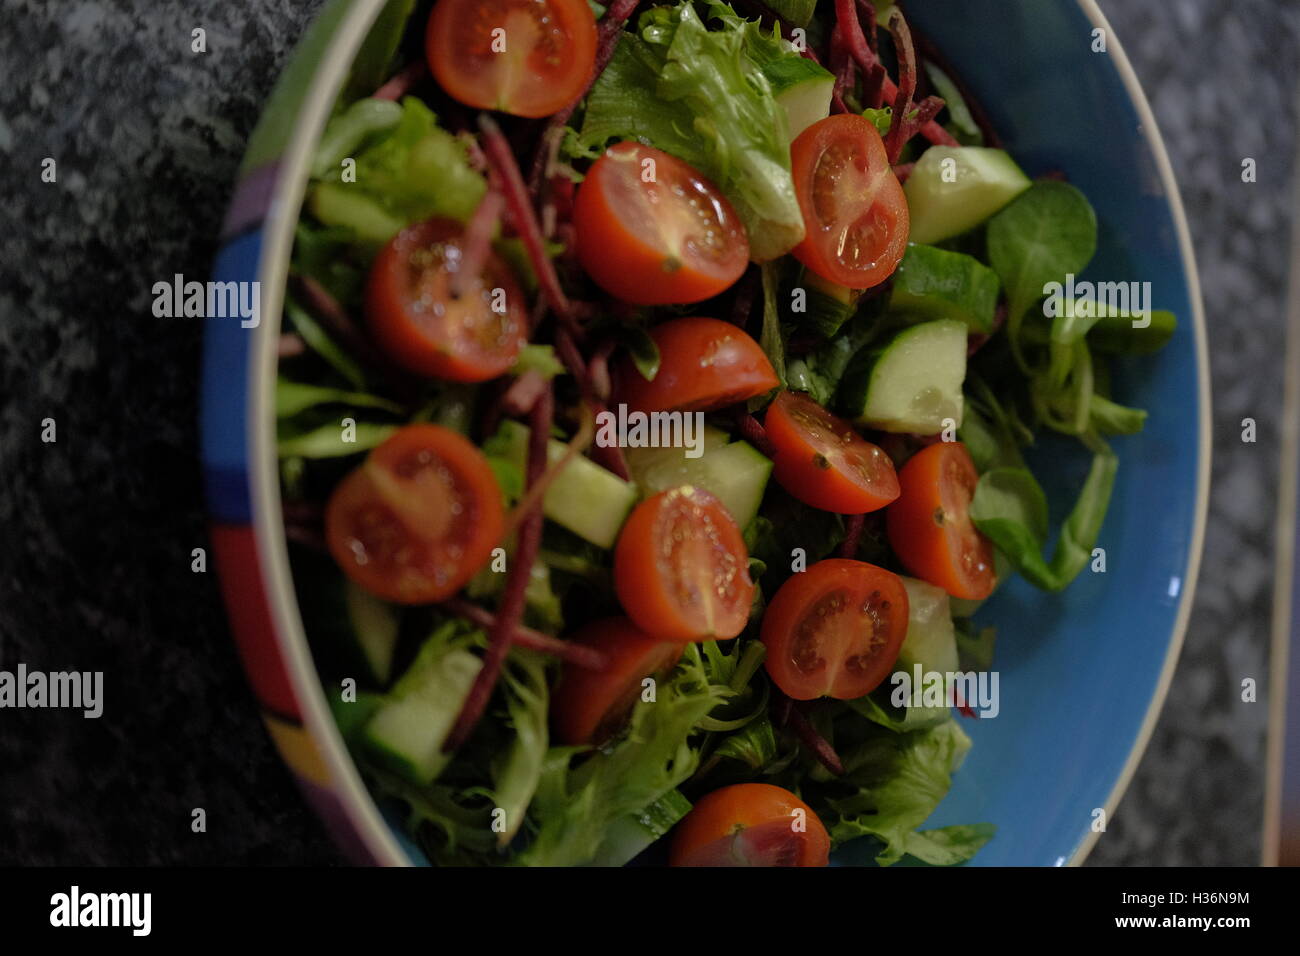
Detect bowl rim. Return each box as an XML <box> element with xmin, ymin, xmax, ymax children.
<box><xmin>230</xmin><ymin>0</ymin><xmax>1212</xmax><ymax>867</ymax></box>
<box><xmin>1063</xmin><ymin>0</ymin><xmax>1212</xmax><ymax>865</ymax></box>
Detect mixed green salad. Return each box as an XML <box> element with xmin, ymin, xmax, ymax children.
<box><xmin>276</xmin><ymin>0</ymin><xmax>1176</xmax><ymax>866</ymax></box>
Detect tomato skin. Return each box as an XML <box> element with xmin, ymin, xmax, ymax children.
<box><xmin>325</xmin><ymin>425</ymin><xmax>504</xmax><ymax>605</ymax></box>
<box><xmin>614</xmin><ymin>317</ymin><xmax>779</xmax><ymax>414</ymax></box>
<box><xmin>614</xmin><ymin>486</ymin><xmax>755</xmax><ymax>642</ymax></box>
<box><xmin>886</xmin><ymin>442</ymin><xmax>996</xmax><ymax>601</ymax></box>
<box><xmin>761</xmin><ymin>559</ymin><xmax>909</xmax><ymax>700</ymax></box>
<box><xmin>790</xmin><ymin>114</ymin><xmax>909</xmax><ymax>290</ymax></box>
<box><xmin>670</xmin><ymin>784</ymin><xmax>830</xmax><ymax>867</ymax></box>
<box><xmin>765</xmin><ymin>390</ymin><xmax>900</xmax><ymax>514</ymax></box>
<box><xmin>425</xmin><ymin>0</ymin><xmax>597</xmax><ymax>118</ymax></box>
<box><xmin>574</xmin><ymin>142</ymin><xmax>750</xmax><ymax>305</ymax></box>
<box><xmin>550</xmin><ymin>618</ymin><xmax>684</xmax><ymax>746</ymax></box>
<box><xmin>367</xmin><ymin>218</ymin><xmax>527</xmax><ymax>383</ymax></box>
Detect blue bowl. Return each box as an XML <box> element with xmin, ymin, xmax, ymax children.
<box><xmin>204</xmin><ymin>0</ymin><xmax>1209</xmax><ymax>866</ymax></box>
<box><xmin>833</xmin><ymin>0</ymin><xmax>1211</xmax><ymax>866</ymax></box>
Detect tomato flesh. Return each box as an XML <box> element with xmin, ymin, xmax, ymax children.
<box><xmin>574</xmin><ymin>142</ymin><xmax>750</xmax><ymax>305</ymax></box>
<box><xmin>615</xmin><ymin>316</ymin><xmax>779</xmax><ymax>414</ymax></box>
<box><xmin>765</xmin><ymin>390</ymin><xmax>900</xmax><ymax>514</ymax></box>
<box><xmin>614</xmin><ymin>486</ymin><xmax>754</xmax><ymax>641</ymax></box>
<box><xmin>426</xmin><ymin>0</ymin><xmax>597</xmax><ymax>118</ymax></box>
<box><xmin>761</xmin><ymin>559</ymin><xmax>908</xmax><ymax>700</ymax></box>
<box><xmin>551</xmin><ymin>617</ymin><xmax>683</xmax><ymax>746</ymax></box>
<box><xmin>886</xmin><ymin>441</ymin><xmax>996</xmax><ymax>601</ymax></box>
<box><xmin>325</xmin><ymin>425</ymin><xmax>504</xmax><ymax>604</ymax></box>
<box><xmin>670</xmin><ymin>783</ymin><xmax>830</xmax><ymax>867</ymax></box>
<box><xmin>791</xmin><ymin>114</ymin><xmax>908</xmax><ymax>289</ymax></box>
<box><xmin>367</xmin><ymin>218</ymin><xmax>526</xmax><ymax>382</ymax></box>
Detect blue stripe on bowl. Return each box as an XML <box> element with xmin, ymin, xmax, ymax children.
<box><xmin>201</xmin><ymin>229</ymin><xmax>264</xmax><ymax>524</ymax></box>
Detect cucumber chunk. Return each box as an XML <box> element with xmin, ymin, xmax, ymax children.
<box><xmin>363</xmin><ymin>640</ymin><xmax>483</xmax><ymax>785</ymax></box>
<box><xmin>794</xmin><ymin>269</ymin><xmax>860</xmax><ymax>339</ymax></box>
<box><xmin>890</xmin><ymin>244</ymin><xmax>1000</xmax><ymax>332</ymax></box>
<box><xmin>766</xmin><ymin>56</ymin><xmax>834</xmax><ymax>141</ymax></box>
<box><xmin>841</xmin><ymin>319</ymin><xmax>967</xmax><ymax>434</ymax></box>
<box><xmin>627</xmin><ymin>439</ymin><xmax>773</xmax><ymax>529</ymax></box>
<box><xmin>623</xmin><ymin>424</ymin><xmax>731</xmax><ymax>476</ymax></box>
<box><xmin>886</xmin><ymin>577</ymin><xmax>961</xmax><ymax>728</ymax></box>
<box><xmin>904</xmin><ymin>146</ymin><xmax>1031</xmax><ymax>244</ymax></box>
<box><xmin>897</xmin><ymin>577</ymin><xmax>961</xmax><ymax>676</ymax></box>
<box><xmin>588</xmin><ymin>790</ymin><xmax>693</xmax><ymax>867</ymax></box>
<box><xmin>494</xmin><ymin>421</ymin><xmax>638</xmax><ymax>549</ymax></box>
<box><xmin>294</xmin><ymin>552</ymin><xmax>401</xmax><ymax>687</ymax></box>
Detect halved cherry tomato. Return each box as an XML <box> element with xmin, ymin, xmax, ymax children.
<box><xmin>551</xmin><ymin>617</ymin><xmax>684</xmax><ymax>746</ymax></box>
<box><xmin>425</xmin><ymin>0</ymin><xmax>597</xmax><ymax>118</ymax></box>
<box><xmin>765</xmin><ymin>390</ymin><xmax>900</xmax><ymax>514</ymax></box>
<box><xmin>761</xmin><ymin>558</ymin><xmax>908</xmax><ymax>700</ymax></box>
<box><xmin>790</xmin><ymin>114</ymin><xmax>909</xmax><ymax>289</ymax></box>
<box><xmin>670</xmin><ymin>784</ymin><xmax>830</xmax><ymax>867</ymax></box>
<box><xmin>614</xmin><ymin>317</ymin><xmax>778</xmax><ymax>414</ymax></box>
<box><xmin>325</xmin><ymin>425</ymin><xmax>504</xmax><ymax>604</ymax></box>
<box><xmin>614</xmin><ymin>486</ymin><xmax>754</xmax><ymax>642</ymax></box>
<box><xmin>574</xmin><ymin>142</ymin><xmax>750</xmax><ymax>305</ymax></box>
<box><xmin>886</xmin><ymin>441</ymin><xmax>996</xmax><ymax>601</ymax></box>
<box><xmin>367</xmin><ymin>218</ymin><xmax>526</xmax><ymax>382</ymax></box>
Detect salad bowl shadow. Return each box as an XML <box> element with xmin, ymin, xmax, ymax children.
<box><xmin>202</xmin><ymin>0</ymin><xmax>1209</xmax><ymax>867</ymax></box>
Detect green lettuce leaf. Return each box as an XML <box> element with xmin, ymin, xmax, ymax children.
<box><xmin>308</xmin><ymin>97</ymin><xmax>486</xmax><ymax>249</ymax></box>
<box><xmin>827</xmin><ymin>719</ymin><xmax>991</xmax><ymax>866</ymax></box>
<box><xmin>576</xmin><ymin>1</ymin><xmax>806</xmax><ymax>260</ymax></box>
<box><xmin>516</xmin><ymin>650</ymin><xmax>727</xmax><ymax>866</ymax></box>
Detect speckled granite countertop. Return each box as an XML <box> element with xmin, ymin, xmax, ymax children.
<box><xmin>0</xmin><ymin>0</ymin><xmax>1293</xmax><ymax>866</ymax></box>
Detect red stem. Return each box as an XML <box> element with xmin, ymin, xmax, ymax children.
<box><xmin>528</xmin><ymin>0</ymin><xmax>640</xmax><ymax>191</ymax></box>
<box><xmin>444</xmin><ymin>388</ymin><xmax>553</xmax><ymax>752</ymax></box>
<box><xmin>450</xmin><ymin>188</ymin><xmax>505</xmax><ymax>300</ymax></box>
<box><xmin>373</xmin><ymin>60</ymin><xmax>427</xmax><ymax>101</ymax></box>
<box><xmin>838</xmin><ymin>513</ymin><xmax>865</xmax><ymax>559</ymax></box>
<box><xmin>786</xmin><ymin>701</ymin><xmax>845</xmax><ymax>776</ymax></box>
<box><xmin>442</xmin><ymin>598</ymin><xmax>607</xmax><ymax>670</ymax></box>
<box><xmin>732</xmin><ymin>408</ymin><xmax>776</xmax><ymax>458</ymax></box>
<box><xmin>479</xmin><ymin>115</ymin><xmax>579</xmax><ymax>336</ymax></box>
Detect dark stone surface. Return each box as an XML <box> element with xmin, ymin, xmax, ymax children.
<box><xmin>0</xmin><ymin>0</ymin><xmax>1292</xmax><ymax>866</ymax></box>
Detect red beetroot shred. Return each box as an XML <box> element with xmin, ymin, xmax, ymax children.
<box><xmin>445</xmin><ymin>387</ymin><xmax>554</xmax><ymax>752</ymax></box>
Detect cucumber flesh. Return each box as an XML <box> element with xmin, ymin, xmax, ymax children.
<box><xmin>627</xmin><ymin>439</ymin><xmax>773</xmax><ymax>529</ymax></box>
<box><xmin>885</xmin><ymin>577</ymin><xmax>961</xmax><ymax>727</ymax></box>
<box><xmin>795</xmin><ymin>269</ymin><xmax>859</xmax><ymax>338</ymax></box>
<box><xmin>904</xmin><ymin>147</ymin><xmax>1031</xmax><ymax>244</ymax></box>
<box><xmin>844</xmin><ymin>319</ymin><xmax>967</xmax><ymax>434</ymax></box>
<box><xmin>889</xmin><ymin>243</ymin><xmax>1000</xmax><ymax>333</ymax></box>
<box><xmin>294</xmin><ymin>551</ymin><xmax>400</xmax><ymax>687</ymax></box>
<box><xmin>623</xmin><ymin>424</ymin><xmax>731</xmax><ymax>477</ymax></box>
<box><xmin>495</xmin><ymin>421</ymin><xmax>638</xmax><ymax>549</ymax></box>
<box><xmin>765</xmin><ymin>56</ymin><xmax>834</xmax><ymax>141</ymax></box>
<box><xmin>587</xmin><ymin>790</ymin><xmax>693</xmax><ymax>867</ymax></box>
<box><xmin>344</xmin><ymin>582</ymin><xmax>400</xmax><ymax>686</ymax></box>
<box><xmin>363</xmin><ymin>644</ymin><xmax>482</xmax><ymax>785</ymax></box>
<box><xmin>897</xmin><ymin>577</ymin><xmax>960</xmax><ymax>675</ymax></box>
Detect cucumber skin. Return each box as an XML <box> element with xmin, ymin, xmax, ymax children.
<box><xmin>587</xmin><ymin>790</ymin><xmax>693</xmax><ymax>867</ymax></box>
<box><xmin>496</xmin><ymin>421</ymin><xmax>638</xmax><ymax>549</ymax></box>
<box><xmin>628</xmin><ymin>440</ymin><xmax>774</xmax><ymax>530</ymax></box>
<box><xmin>839</xmin><ymin>320</ymin><xmax>968</xmax><ymax>433</ymax></box>
<box><xmin>363</xmin><ymin>646</ymin><xmax>483</xmax><ymax>786</ymax></box>
<box><xmin>890</xmin><ymin>244</ymin><xmax>1000</xmax><ymax>333</ymax></box>
<box><xmin>293</xmin><ymin>550</ymin><xmax>399</xmax><ymax>688</ymax></box>
<box><xmin>904</xmin><ymin>147</ymin><xmax>1032</xmax><ymax>244</ymax></box>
